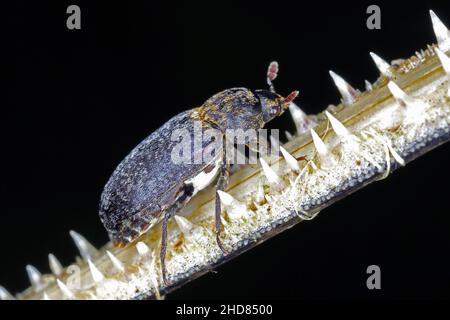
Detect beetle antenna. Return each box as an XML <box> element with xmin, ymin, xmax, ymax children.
<box><xmin>267</xmin><ymin>61</ymin><xmax>279</xmax><ymax>93</ymax></box>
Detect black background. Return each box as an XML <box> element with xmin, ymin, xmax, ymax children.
<box><xmin>3</xmin><ymin>0</ymin><xmax>450</xmax><ymax>299</ymax></box>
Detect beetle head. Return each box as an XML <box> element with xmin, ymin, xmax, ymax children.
<box><xmin>255</xmin><ymin>89</ymin><xmax>299</xmax><ymax>123</ymax></box>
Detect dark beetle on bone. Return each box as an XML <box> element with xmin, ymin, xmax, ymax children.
<box><xmin>99</xmin><ymin>62</ymin><xmax>299</xmax><ymax>284</ymax></box>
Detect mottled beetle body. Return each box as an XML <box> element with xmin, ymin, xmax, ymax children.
<box><xmin>99</xmin><ymin>62</ymin><xmax>298</xmax><ymax>283</ymax></box>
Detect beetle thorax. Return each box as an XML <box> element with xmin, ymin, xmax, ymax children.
<box><xmin>197</xmin><ymin>88</ymin><xmax>265</xmax><ymax>131</ymax></box>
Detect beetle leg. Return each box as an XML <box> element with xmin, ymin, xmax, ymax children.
<box><xmin>160</xmin><ymin>208</ymin><xmax>172</xmax><ymax>286</ymax></box>
<box><xmin>215</xmin><ymin>137</ymin><xmax>230</xmax><ymax>254</ymax></box>
<box><xmin>215</xmin><ymin>165</ymin><xmax>230</xmax><ymax>254</ymax></box>
<box><xmin>245</xmin><ymin>135</ymin><xmax>281</xmax><ymax>160</ymax></box>
<box><xmin>159</xmin><ymin>183</ymin><xmax>195</xmax><ymax>286</ymax></box>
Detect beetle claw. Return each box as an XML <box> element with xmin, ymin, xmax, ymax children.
<box><xmin>162</xmin><ymin>272</ymin><xmax>172</xmax><ymax>287</ymax></box>
<box><xmin>216</xmin><ymin>234</ymin><xmax>229</xmax><ymax>255</ymax></box>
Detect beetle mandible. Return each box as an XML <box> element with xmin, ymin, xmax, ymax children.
<box><xmin>99</xmin><ymin>61</ymin><xmax>299</xmax><ymax>284</ymax></box>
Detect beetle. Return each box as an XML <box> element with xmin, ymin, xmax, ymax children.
<box><xmin>99</xmin><ymin>61</ymin><xmax>299</xmax><ymax>284</ymax></box>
